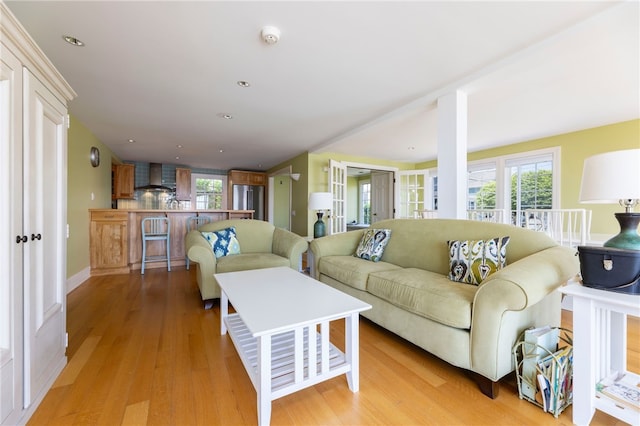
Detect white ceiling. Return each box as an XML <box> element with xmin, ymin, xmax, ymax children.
<box><xmin>5</xmin><ymin>1</ymin><xmax>639</xmax><ymax>171</ymax></box>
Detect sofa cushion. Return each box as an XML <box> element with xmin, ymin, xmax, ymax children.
<box><xmin>318</xmin><ymin>255</ymin><xmax>401</xmax><ymax>291</ymax></box>
<box><xmin>354</xmin><ymin>229</ymin><xmax>392</xmax><ymax>262</ymax></box>
<box><xmin>201</xmin><ymin>227</ymin><xmax>241</xmax><ymax>258</ymax></box>
<box><xmin>216</xmin><ymin>253</ymin><xmax>289</xmax><ymax>273</ymax></box>
<box><xmin>447</xmin><ymin>236</ymin><xmax>510</xmax><ymax>285</ymax></box>
<box><xmin>367</xmin><ymin>268</ymin><xmax>477</xmax><ymax>329</ymax></box>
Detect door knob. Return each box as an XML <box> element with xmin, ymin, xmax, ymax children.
<box><xmin>16</xmin><ymin>235</ymin><xmax>28</xmax><ymax>243</ymax></box>
<box><xmin>31</xmin><ymin>233</ymin><xmax>42</xmax><ymax>241</ymax></box>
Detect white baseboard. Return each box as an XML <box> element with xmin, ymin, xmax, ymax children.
<box><xmin>66</xmin><ymin>267</ymin><xmax>90</xmax><ymax>294</ymax></box>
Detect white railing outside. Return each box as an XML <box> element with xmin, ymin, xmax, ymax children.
<box><xmin>524</xmin><ymin>208</ymin><xmax>592</xmax><ymax>247</ymax></box>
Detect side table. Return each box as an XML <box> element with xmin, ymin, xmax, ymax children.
<box><xmin>559</xmin><ymin>282</ymin><xmax>640</xmax><ymax>425</ymax></box>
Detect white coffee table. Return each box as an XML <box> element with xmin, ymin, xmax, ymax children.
<box><xmin>216</xmin><ymin>266</ymin><xmax>371</xmax><ymax>426</ymax></box>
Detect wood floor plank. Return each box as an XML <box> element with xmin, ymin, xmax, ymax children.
<box><xmin>27</xmin><ymin>267</ymin><xmax>638</xmax><ymax>425</ymax></box>
<box><xmin>121</xmin><ymin>400</ymin><xmax>149</xmax><ymax>426</ymax></box>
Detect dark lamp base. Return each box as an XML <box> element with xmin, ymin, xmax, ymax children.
<box><xmin>313</xmin><ymin>212</ymin><xmax>326</xmax><ymax>238</ymax></box>
<box><xmin>604</xmin><ymin>212</ymin><xmax>640</xmax><ymax>251</ymax></box>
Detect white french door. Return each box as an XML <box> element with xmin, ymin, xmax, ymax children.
<box><xmin>328</xmin><ymin>159</ymin><xmax>346</xmax><ymax>234</ymax></box>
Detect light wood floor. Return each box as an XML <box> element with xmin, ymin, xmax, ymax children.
<box><xmin>28</xmin><ymin>267</ymin><xmax>638</xmax><ymax>426</ymax></box>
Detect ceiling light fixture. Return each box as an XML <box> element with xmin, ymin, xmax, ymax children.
<box><xmin>217</xmin><ymin>113</ymin><xmax>233</xmax><ymax>120</ymax></box>
<box><xmin>63</xmin><ymin>35</ymin><xmax>85</xmax><ymax>47</ymax></box>
<box><xmin>261</xmin><ymin>26</ymin><xmax>280</xmax><ymax>45</ymax></box>
<box><xmin>237</xmin><ymin>80</ymin><xmax>250</xmax><ymax>88</ymax></box>
<box><xmin>176</xmin><ymin>144</ymin><xmax>183</xmax><ymax>148</ymax></box>
<box><xmin>128</xmin><ymin>139</ymin><xmax>135</xmax><ymax>143</ymax></box>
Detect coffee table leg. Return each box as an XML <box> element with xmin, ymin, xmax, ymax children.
<box><xmin>345</xmin><ymin>312</ymin><xmax>360</xmax><ymax>392</ymax></box>
<box><xmin>220</xmin><ymin>291</ymin><xmax>228</xmax><ymax>335</ymax></box>
<box><xmin>257</xmin><ymin>334</ymin><xmax>272</xmax><ymax>426</ymax></box>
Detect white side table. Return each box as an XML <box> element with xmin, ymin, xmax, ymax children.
<box><xmin>559</xmin><ymin>282</ymin><xmax>640</xmax><ymax>425</ymax></box>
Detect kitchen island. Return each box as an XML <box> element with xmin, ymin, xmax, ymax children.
<box><xmin>89</xmin><ymin>209</ymin><xmax>254</xmax><ymax>275</ymax></box>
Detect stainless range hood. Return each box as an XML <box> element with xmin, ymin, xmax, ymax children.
<box><xmin>134</xmin><ymin>162</ymin><xmax>173</xmax><ymax>192</ymax></box>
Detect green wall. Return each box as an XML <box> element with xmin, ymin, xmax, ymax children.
<box><xmin>66</xmin><ymin>115</ymin><xmax>117</xmax><ymax>278</ymax></box>
<box><xmin>272</xmin><ymin>175</ymin><xmax>291</xmax><ymax>230</ymax></box>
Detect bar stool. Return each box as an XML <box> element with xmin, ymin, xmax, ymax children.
<box><xmin>141</xmin><ymin>216</ymin><xmax>171</xmax><ymax>274</ymax></box>
<box><xmin>185</xmin><ymin>215</ymin><xmax>211</xmax><ymax>270</ymax></box>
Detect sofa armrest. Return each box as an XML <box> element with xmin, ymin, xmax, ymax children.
<box><xmin>470</xmin><ymin>245</ymin><xmax>578</xmax><ymax>379</ymax></box>
<box><xmin>272</xmin><ymin>228</ymin><xmax>309</xmax><ymax>269</ymax></box>
<box><xmin>309</xmin><ymin>231</ymin><xmax>365</xmax><ymax>279</ymax></box>
<box><xmin>185</xmin><ymin>229</ymin><xmax>217</xmax><ymax>271</ymax></box>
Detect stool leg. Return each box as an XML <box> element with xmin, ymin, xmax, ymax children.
<box><xmin>166</xmin><ymin>236</ymin><xmax>171</xmax><ymax>272</ymax></box>
<box><xmin>141</xmin><ymin>239</ymin><xmax>146</xmax><ymax>275</ymax></box>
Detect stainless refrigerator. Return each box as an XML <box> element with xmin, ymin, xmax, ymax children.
<box><xmin>232</xmin><ymin>184</ymin><xmax>265</xmax><ymax>220</ymax></box>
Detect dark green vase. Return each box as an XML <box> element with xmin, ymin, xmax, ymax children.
<box><xmin>313</xmin><ymin>212</ymin><xmax>325</xmax><ymax>238</ymax></box>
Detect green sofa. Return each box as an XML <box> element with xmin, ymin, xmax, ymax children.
<box><xmin>185</xmin><ymin>219</ymin><xmax>308</xmax><ymax>309</ymax></box>
<box><xmin>309</xmin><ymin>218</ymin><xmax>578</xmax><ymax>398</ymax></box>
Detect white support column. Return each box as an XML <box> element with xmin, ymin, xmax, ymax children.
<box><xmin>437</xmin><ymin>91</ymin><xmax>467</xmax><ymax>219</ymax></box>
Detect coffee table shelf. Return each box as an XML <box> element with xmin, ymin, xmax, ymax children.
<box><xmin>225</xmin><ymin>312</ymin><xmax>349</xmax><ymax>398</ymax></box>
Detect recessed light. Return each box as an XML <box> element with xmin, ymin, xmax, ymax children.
<box><xmin>408</xmin><ymin>146</ymin><xmax>416</xmax><ymax>150</ymax></box>
<box><xmin>217</xmin><ymin>113</ymin><xmax>233</xmax><ymax>120</ymax></box>
<box><xmin>175</xmin><ymin>156</ymin><xmax>180</xmax><ymax>160</ymax></box>
<box><xmin>128</xmin><ymin>139</ymin><xmax>135</xmax><ymax>143</ymax></box>
<box><xmin>219</xmin><ymin>149</ymin><xmax>224</xmax><ymax>153</ymax></box>
<box><xmin>237</xmin><ymin>81</ymin><xmax>251</xmax><ymax>88</ymax></box>
<box><xmin>63</xmin><ymin>35</ymin><xmax>85</xmax><ymax>47</ymax></box>
<box><xmin>176</xmin><ymin>144</ymin><xmax>183</xmax><ymax>148</ymax></box>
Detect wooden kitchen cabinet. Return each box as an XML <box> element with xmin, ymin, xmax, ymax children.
<box><xmin>175</xmin><ymin>167</ymin><xmax>191</xmax><ymax>201</ymax></box>
<box><xmin>90</xmin><ymin>210</ymin><xmax>129</xmax><ymax>275</ymax></box>
<box><xmin>228</xmin><ymin>169</ymin><xmax>266</xmax><ymax>186</ymax></box>
<box><xmin>112</xmin><ymin>164</ymin><xmax>135</xmax><ymax>199</ymax></box>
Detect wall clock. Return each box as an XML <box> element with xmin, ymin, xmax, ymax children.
<box><xmin>90</xmin><ymin>146</ymin><xmax>100</xmax><ymax>167</ymax></box>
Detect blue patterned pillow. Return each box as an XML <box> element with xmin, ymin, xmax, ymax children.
<box><xmin>447</xmin><ymin>236</ymin><xmax>510</xmax><ymax>285</ymax></box>
<box><xmin>201</xmin><ymin>227</ymin><xmax>241</xmax><ymax>259</ymax></box>
<box><xmin>354</xmin><ymin>229</ymin><xmax>391</xmax><ymax>262</ymax></box>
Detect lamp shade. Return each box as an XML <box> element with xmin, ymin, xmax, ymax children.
<box><xmin>579</xmin><ymin>149</ymin><xmax>640</xmax><ymax>203</ymax></box>
<box><xmin>308</xmin><ymin>192</ymin><xmax>332</xmax><ymax>210</ymax></box>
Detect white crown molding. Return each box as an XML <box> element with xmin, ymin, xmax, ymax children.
<box><xmin>1</xmin><ymin>1</ymin><xmax>76</xmax><ymax>102</ymax></box>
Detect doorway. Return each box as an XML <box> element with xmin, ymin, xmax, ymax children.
<box><xmin>343</xmin><ymin>165</ymin><xmax>394</xmax><ymax>231</ymax></box>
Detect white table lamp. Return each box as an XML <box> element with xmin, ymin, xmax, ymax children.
<box><xmin>309</xmin><ymin>192</ymin><xmax>332</xmax><ymax>238</ymax></box>
<box><xmin>579</xmin><ymin>149</ymin><xmax>640</xmax><ymax>250</ymax></box>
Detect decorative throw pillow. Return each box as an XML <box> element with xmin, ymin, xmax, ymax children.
<box><xmin>354</xmin><ymin>229</ymin><xmax>392</xmax><ymax>262</ymax></box>
<box><xmin>447</xmin><ymin>236</ymin><xmax>510</xmax><ymax>285</ymax></box>
<box><xmin>201</xmin><ymin>227</ymin><xmax>241</xmax><ymax>259</ymax></box>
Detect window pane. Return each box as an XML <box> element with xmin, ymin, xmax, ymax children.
<box><xmin>468</xmin><ymin>166</ymin><xmax>496</xmax><ymax>210</ymax></box>
<box><xmin>196</xmin><ymin>177</ymin><xmax>223</xmax><ymax>209</ymax></box>
<box><xmin>510</xmin><ymin>160</ymin><xmax>553</xmax><ymax>226</ymax></box>
<box><xmin>361</xmin><ymin>182</ymin><xmax>371</xmax><ymax>224</ymax></box>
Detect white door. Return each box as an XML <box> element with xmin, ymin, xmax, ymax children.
<box><xmin>328</xmin><ymin>160</ymin><xmax>346</xmax><ymax>234</ymax></box>
<box><xmin>0</xmin><ymin>46</ymin><xmax>24</xmax><ymax>424</ymax></box>
<box><xmin>22</xmin><ymin>70</ymin><xmax>67</xmax><ymax>406</ymax></box>
<box><xmin>371</xmin><ymin>171</ymin><xmax>393</xmax><ymax>223</ymax></box>
<box><xmin>397</xmin><ymin>169</ymin><xmax>431</xmax><ymax>218</ymax></box>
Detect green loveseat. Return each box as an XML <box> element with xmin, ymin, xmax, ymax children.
<box><xmin>185</xmin><ymin>219</ymin><xmax>308</xmax><ymax>309</ymax></box>
<box><xmin>309</xmin><ymin>218</ymin><xmax>578</xmax><ymax>398</ymax></box>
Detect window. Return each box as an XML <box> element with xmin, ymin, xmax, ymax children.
<box><xmin>463</xmin><ymin>148</ymin><xmax>558</xmax><ymax>226</ymax></box>
<box><xmin>468</xmin><ymin>164</ymin><xmax>497</xmax><ymax>210</ymax></box>
<box><xmin>191</xmin><ymin>173</ymin><xmax>226</xmax><ymax>209</ymax></box>
<box><xmin>507</xmin><ymin>154</ymin><xmax>554</xmax><ymax>226</ymax></box>
<box><xmin>360</xmin><ymin>181</ymin><xmax>371</xmax><ymax>224</ymax></box>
